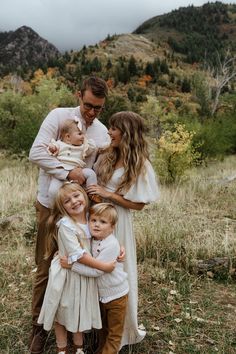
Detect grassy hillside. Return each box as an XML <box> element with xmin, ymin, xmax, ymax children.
<box><xmin>1</xmin><ymin>154</ymin><xmax>236</xmax><ymax>353</ymax></box>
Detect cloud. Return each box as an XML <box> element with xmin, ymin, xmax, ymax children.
<box><xmin>0</xmin><ymin>0</ymin><xmax>235</xmax><ymax>51</ymax></box>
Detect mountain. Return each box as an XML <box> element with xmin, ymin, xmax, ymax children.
<box><xmin>0</xmin><ymin>26</ymin><xmax>60</xmax><ymax>70</ymax></box>
<box><xmin>133</xmin><ymin>2</ymin><xmax>236</xmax><ymax>63</ymax></box>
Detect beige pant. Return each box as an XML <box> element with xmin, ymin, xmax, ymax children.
<box><xmin>96</xmin><ymin>294</ymin><xmax>128</xmax><ymax>354</ymax></box>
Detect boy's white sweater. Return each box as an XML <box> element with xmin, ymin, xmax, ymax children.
<box><xmin>72</xmin><ymin>233</ymin><xmax>129</xmax><ymax>303</ymax></box>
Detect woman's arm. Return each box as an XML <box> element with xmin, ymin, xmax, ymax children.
<box><xmin>86</xmin><ymin>184</ymin><xmax>145</xmax><ymax>210</ymax></box>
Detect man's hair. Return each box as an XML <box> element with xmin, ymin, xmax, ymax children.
<box><xmin>80</xmin><ymin>76</ymin><xmax>108</xmax><ymax>98</ymax></box>
<box><xmin>89</xmin><ymin>203</ymin><xmax>118</xmax><ymax>226</ymax></box>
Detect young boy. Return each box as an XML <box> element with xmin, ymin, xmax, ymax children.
<box><xmin>61</xmin><ymin>203</ymin><xmax>129</xmax><ymax>354</ymax></box>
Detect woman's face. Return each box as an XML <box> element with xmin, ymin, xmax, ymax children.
<box><xmin>62</xmin><ymin>189</ymin><xmax>86</xmax><ymax>219</ymax></box>
<box><xmin>108</xmin><ymin>126</ymin><xmax>122</xmax><ymax>148</ymax></box>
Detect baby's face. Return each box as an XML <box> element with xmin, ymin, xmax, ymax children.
<box><xmin>67</xmin><ymin>128</ymin><xmax>84</xmax><ymax>146</ymax></box>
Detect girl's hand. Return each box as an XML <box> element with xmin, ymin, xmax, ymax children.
<box><xmin>117</xmin><ymin>246</ymin><xmax>125</xmax><ymax>262</ymax></box>
<box><xmin>86</xmin><ymin>184</ymin><xmax>111</xmax><ymax>199</ymax></box>
<box><xmin>60</xmin><ymin>256</ymin><xmax>72</xmax><ymax>269</ymax></box>
<box><xmin>102</xmin><ymin>260</ymin><xmax>116</xmax><ymax>273</ymax></box>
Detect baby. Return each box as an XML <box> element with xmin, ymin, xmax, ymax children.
<box><xmin>47</xmin><ymin>119</ymin><xmax>100</xmax><ymax>205</ymax></box>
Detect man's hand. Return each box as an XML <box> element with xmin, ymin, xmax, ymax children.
<box><xmin>60</xmin><ymin>256</ymin><xmax>72</xmax><ymax>269</ymax></box>
<box><xmin>67</xmin><ymin>167</ymin><xmax>85</xmax><ymax>185</ymax></box>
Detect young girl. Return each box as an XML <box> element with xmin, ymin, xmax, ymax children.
<box><xmin>37</xmin><ymin>182</ymin><xmax>115</xmax><ymax>354</ymax></box>
<box><xmin>61</xmin><ymin>203</ymin><xmax>129</xmax><ymax>354</ymax></box>
<box><xmin>87</xmin><ymin>111</ymin><xmax>159</xmax><ymax>348</ymax></box>
<box><xmin>47</xmin><ymin>119</ymin><xmax>101</xmax><ymax>205</ymax></box>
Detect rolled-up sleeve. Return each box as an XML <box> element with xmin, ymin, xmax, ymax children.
<box><xmin>29</xmin><ymin>108</ymin><xmax>69</xmax><ymax>180</ymax></box>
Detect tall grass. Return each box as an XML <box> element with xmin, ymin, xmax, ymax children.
<box><xmin>136</xmin><ymin>155</ymin><xmax>236</xmax><ymax>270</ymax></box>
<box><xmin>1</xmin><ymin>155</ymin><xmax>236</xmax><ymax>353</ymax></box>
<box><xmin>0</xmin><ymin>156</ymin><xmax>38</xmax><ymax>217</ymax></box>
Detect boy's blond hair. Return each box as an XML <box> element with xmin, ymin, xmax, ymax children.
<box><xmin>89</xmin><ymin>203</ymin><xmax>118</xmax><ymax>226</ymax></box>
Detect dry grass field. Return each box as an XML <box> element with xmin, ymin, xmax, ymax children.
<box><xmin>0</xmin><ymin>153</ymin><xmax>236</xmax><ymax>353</ymax></box>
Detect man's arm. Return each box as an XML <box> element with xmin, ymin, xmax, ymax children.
<box><xmin>29</xmin><ymin>108</ymin><xmax>85</xmax><ymax>183</ymax></box>
<box><xmin>29</xmin><ymin>108</ymin><xmax>68</xmax><ymax>179</ymax></box>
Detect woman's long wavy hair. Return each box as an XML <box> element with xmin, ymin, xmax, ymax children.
<box><xmin>45</xmin><ymin>182</ymin><xmax>89</xmax><ymax>259</ymax></box>
<box><xmin>96</xmin><ymin>111</ymin><xmax>149</xmax><ymax>193</ymax></box>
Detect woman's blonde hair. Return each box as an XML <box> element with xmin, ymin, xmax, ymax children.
<box><xmin>96</xmin><ymin>111</ymin><xmax>149</xmax><ymax>193</ymax></box>
<box><xmin>45</xmin><ymin>182</ymin><xmax>89</xmax><ymax>258</ymax></box>
<box><xmin>89</xmin><ymin>203</ymin><xmax>118</xmax><ymax>226</ymax></box>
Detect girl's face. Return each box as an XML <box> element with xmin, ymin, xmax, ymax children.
<box><xmin>108</xmin><ymin>126</ymin><xmax>122</xmax><ymax>148</ymax></box>
<box><xmin>62</xmin><ymin>190</ymin><xmax>86</xmax><ymax>219</ymax></box>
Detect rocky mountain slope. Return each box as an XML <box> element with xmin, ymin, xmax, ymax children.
<box><xmin>0</xmin><ymin>26</ymin><xmax>60</xmax><ymax>69</ymax></box>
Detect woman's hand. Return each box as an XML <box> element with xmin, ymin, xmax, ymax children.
<box><xmin>117</xmin><ymin>246</ymin><xmax>125</xmax><ymax>262</ymax></box>
<box><xmin>86</xmin><ymin>184</ymin><xmax>111</xmax><ymax>199</ymax></box>
<box><xmin>60</xmin><ymin>256</ymin><xmax>72</xmax><ymax>269</ymax></box>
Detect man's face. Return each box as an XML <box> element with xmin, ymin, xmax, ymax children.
<box><xmin>79</xmin><ymin>89</ymin><xmax>105</xmax><ymax>127</ymax></box>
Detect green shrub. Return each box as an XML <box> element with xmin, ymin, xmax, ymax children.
<box><xmin>154</xmin><ymin>123</ymin><xmax>198</xmax><ymax>183</ymax></box>
<box><xmin>0</xmin><ymin>78</ymin><xmax>76</xmax><ymax>154</ymax></box>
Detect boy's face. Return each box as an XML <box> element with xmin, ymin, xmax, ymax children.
<box><xmin>89</xmin><ymin>214</ymin><xmax>114</xmax><ymax>240</ymax></box>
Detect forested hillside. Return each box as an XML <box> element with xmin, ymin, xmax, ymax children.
<box><xmin>0</xmin><ymin>1</ymin><xmax>235</xmax><ymax>184</ymax></box>
<box><xmin>134</xmin><ymin>2</ymin><xmax>236</xmax><ymax>63</ymax></box>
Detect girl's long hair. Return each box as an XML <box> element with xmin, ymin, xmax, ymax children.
<box><xmin>45</xmin><ymin>182</ymin><xmax>89</xmax><ymax>259</ymax></box>
<box><xmin>96</xmin><ymin>111</ymin><xmax>149</xmax><ymax>193</ymax></box>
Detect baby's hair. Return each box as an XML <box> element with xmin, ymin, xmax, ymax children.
<box><xmin>89</xmin><ymin>203</ymin><xmax>118</xmax><ymax>226</ymax></box>
<box><xmin>60</xmin><ymin>119</ymin><xmax>80</xmax><ymax>140</ymax></box>
<box><xmin>45</xmin><ymin>182</ymin><xmax>89</xmax><ymax>258</ymax></box>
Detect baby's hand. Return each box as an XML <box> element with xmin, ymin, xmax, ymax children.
<box><xmin>103</xmin><ymin>260</ymin><xmax>116</xmax><ymax>273</ymax></box>
<box><xmin>48</xmin><ymin>143</ymin><xmax>59</xmax><ymax>156</ymax></box>
<box><xmin>60</xmin><ymin>256</ymin><xmax>72</xmax><ymax>269</ymax></box>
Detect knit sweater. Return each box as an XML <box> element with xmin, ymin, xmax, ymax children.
<box><xmin>72</xmin><ymin>233</ymin><xmax>129</xmax><ymax>303</ymax></box>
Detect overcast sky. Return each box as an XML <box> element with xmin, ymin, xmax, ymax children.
<box><xmin>1</xmin><ymin>0</ymin><xmax>235</xmax><ymax>52</ymax></box>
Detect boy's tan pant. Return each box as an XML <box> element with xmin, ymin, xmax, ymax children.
<box><xmin>31</xmin><ymin>201</ymin><xmax>56</xmax><ymax>325</ymax></box>
<box><xmin>96</xmin><ymin>294</ymin><xmax>128</xmax><ymax>354</ymax></box>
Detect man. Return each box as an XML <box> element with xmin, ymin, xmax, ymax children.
<box><xmin>29</xmin><ymin>76</ymin><xmax>110</xmax><ymax>354</ymax></box>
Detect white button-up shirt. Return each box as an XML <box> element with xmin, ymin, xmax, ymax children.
<box><xmin>29</xmin><ymin>106</ymin><xmax>110</xmax><ymax>208</ymax></box>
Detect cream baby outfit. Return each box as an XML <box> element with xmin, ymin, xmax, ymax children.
<box><xmin>47</xmin><ymin>137</ymin><xmax>97</xmax><ymax>205</ymax></box>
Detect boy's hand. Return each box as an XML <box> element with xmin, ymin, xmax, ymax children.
<box><xmin>60</xmin><ymin>256</ymin><xmax>72</xmax><ymax>269</ymax></box>
<box><xmin>117</xmin><ymin>246</ymin><xmax>125</xmax><ymax>262</ymax></box>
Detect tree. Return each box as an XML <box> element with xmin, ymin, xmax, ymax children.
<box><xmin>208</xmin><ymin>50</ymin><xmax>236</xmax><ymax>115</ymax></box>
<box><xmin>128</xmin><ymin>56</ymin><xmax>137</xmax><ymax>76</ymax></box>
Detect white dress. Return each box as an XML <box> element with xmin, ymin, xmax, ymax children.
<box><xmin>37</xmin><ymin>216</ymin><xmax>102</xmax><ymax>333</ymax></box>
<box><xmin>95</xmin><ymin>159</ymin><xmax>159</xmax><ymax>347</ymax></box>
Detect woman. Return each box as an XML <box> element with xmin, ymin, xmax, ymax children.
<box><xmin>87</xmin><ymin>111</ymin><xmax>159</xmax><ymax>347</ymax></box>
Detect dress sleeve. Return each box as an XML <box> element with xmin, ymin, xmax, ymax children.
<box><xmin>123</xmin><ymin>160</ymin><xmax>160</xmax><ymax>203</ymax></box>
<box><xmin>57</xmin><ymin>217</ymin><xmax>86</xmax><ymax>264</ymax></box>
